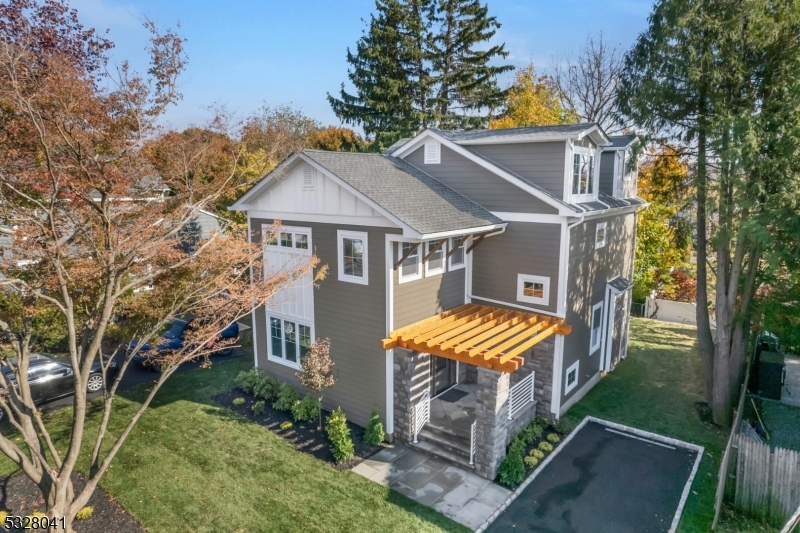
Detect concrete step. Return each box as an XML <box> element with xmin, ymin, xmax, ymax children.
<box><xmin>424</xmin><ymin>421</ymin><xmax>472</xmax><ymax>444</ymax></box>
<box><xmin>409</xmin><ymin>438</ymin><xmax>475</xmax><ymax>471</ymax></box>
<box><xmin>416</xmin><ymin>427</ymin><xmax>473</xmax><ymax>461</ymax></box>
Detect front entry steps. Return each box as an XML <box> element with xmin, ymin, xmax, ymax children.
<box><xmin>409</xmin><ymin>423</ymin><xmax>474</xmax><ymax>470</ymax></box>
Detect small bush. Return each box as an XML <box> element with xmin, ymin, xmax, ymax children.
<box><xmin>524</xmin><ymin>455</ymin><xmax>539</xmax><ymax>469</ymax></box>
<box><xmin>292</xmin><ymin>395</ymin><xmax>319</xmax><ymax>422</ymax></box>
<box><xmin>326</xmin><ymin>407</ymin><xmax>354</xmax><ymax>464</ymax></box>
<box><xmin>538</xmin><ymin>441</ymin><xmax>553</xmax><ymax>453</ymax></box>
<box><xmin>232</xmin><ymin>397</ymin><xmax>245</xmax><ymax>406</ymax></box>
<box><xmin>519</xmin><ymin>425</ymin><xmax>536</xmax><ymax>445</ymax></box>
<box><xmin>272</xmin><ymin>383</ymin><xmax>299</xmax><ymax>411</ymax></box>
<box><xmin>547</xmin><ymin>433</ymin><xmax>561</xmax><ymax>444</ymax></box>
<box><xmin>254</xmin><ymin>375</ymin><xmax>282</xmax><ymax>401</ymax></box>
<box><xmin>509</xmin><ymin>437</ymin><xmax>526</xmax><ymax>456</ymax></box>
<box><xmin>364</xmin><ymin>412</ymin><xmax>384</xmax><ymax>446</ymax></box>
<box><xmin>554</xmin><ymin>417</ymin><xmax>573</xmax><ymax>435</ymax></box>
<box><xmin>529</xmin><ymin>448</ymin><xmax>544</xmax><ymax>460</ymax></box>
<box><xmin>498</xmin><ymin>448</ymin><xmax>525</xmax><ymax>486</ymax></box>
<box><xmin>235</xmin><ymin>368</ymin><xmax>262</xmax><ymax>394</ymax></box>
<box><xmin>0</xmin><ymin>511</ymin><xmax>7</xmax><ymax>524</ymax></box>
<box><xmin>251</xmin><ymin>400</ymin><xmax>266</xmax><ymax>416</ymax></box>
<box><xmin>280</xmin><ymin>421</ymin><xmax>293</xmax><ymax>431</ymax></box>
<box><xmin>75</xmin><ymin>506</ymin><xmax>94</xmax><ymax>520</ymax></box>
<box><xmin>23</xmin><ymin>513</ymin><xmax>47</xmax><ymax>527</ymax></box>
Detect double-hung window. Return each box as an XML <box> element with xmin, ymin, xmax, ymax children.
<box><xmin>269</xmin><ymin>316</ymin><xmax>311</xmax><ymax>368</ymax></box>
<box><xmin>424</xmin><ymin>240</ymin><xmax>445</xmax><ymax>276</ymax></box>
<box><xmin>337</xmin><ymin>230</ymin><xmax>368</xmax><ymax>285</ymax></box>
<box><xmin>571</xmin><ymin>147</ymin><xmax>596</xmax><ymax>202</ymax></box>
<box><xmin>398</xmin><ymin>242</ymin><xmax>422</xmax><ymax>283</ymax></box>
<box><xmin>590</xmin><ymin>301</ymin><xmax>603</xmax><ymax>354</ymax></box>
<box><xmin>448</xmin><ymin>237</ymin><xmax>466</xmax><ymax>270</ymax></box>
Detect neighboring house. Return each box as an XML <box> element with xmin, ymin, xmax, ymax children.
<box><xmin>231</xmin><ymin>123</ymin><xmax>647</xmax><ymax>480</ymax></box>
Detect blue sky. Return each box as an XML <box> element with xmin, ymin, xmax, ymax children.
<box><xmin>70</xmin><ymin>0</ymin><xmax>655</xmax><ymax>131</ymax></box>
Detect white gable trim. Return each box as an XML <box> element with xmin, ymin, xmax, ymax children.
<box><xmin>391</xmin><ymin>130</ymin><xmax>579</xmax><ymax>215</ymax></box>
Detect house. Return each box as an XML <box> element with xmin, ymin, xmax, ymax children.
<box><xmin>230</xmin><ymin>124</ymin><xmax>646</xmax><ymax>480</ymax></box>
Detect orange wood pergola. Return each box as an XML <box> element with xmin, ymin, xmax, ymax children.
<box><xmin>381</xmin><ymin>304</ymin><xmax>572</xmax><ymax>373</ymax></box>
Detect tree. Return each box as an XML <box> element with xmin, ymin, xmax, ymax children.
<box><xmin>552</xmin><ymin>33</ymin><xmax>627</xmax><ymax>134</ymax></box>
<box><xmin>489</xmin><ymin>64</ymin><xmax>576</xmax><ymax>129</ymax></box>
<box><xmin>0</xmin><ymin>1</ymin><xmax>322</xmax><ymax>528</ymax></box>
<box><xmin>307</xmin><ymin>126</ymin><xmax>369</xmax><ymax>152</ymax></box>
<box><xmin>328</xmin><ymin>0</ymin><xmax>512</xmax><ymax>141</ymax></box>
<box><xmin>241</xmin><ymin>104</ymin><xmax>320</xmax><ymax>171</ymax></box>
<box><xmin>296</xmin><ymin>338</ymin><xmax>335</xmax><ymax>430</ymax></box>
<box><xmin>618</xmin><ymin>0</ymin><xmax>800</xmax><ymax>425</ymax></box>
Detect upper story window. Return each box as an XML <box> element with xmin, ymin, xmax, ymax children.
<box><xmin>424</xmin><ymin>141</ymin><xmax>441</xmax><ymax>164</ymax></box>
<box><xmin>595</xmin><ymin>222</ymin><xmax>607</xmax><ymax>250</ymax></box>
<box><xmin>517</xmin><ymin>274</ymin><xmax>550</xmax><ymax>306</ymax></box>
<box><xmin>267</xmin><ymin>227</ymin><xmax>311</xmax><ymax>255</ymax></box>
<box><xmin>448</xmin><ymin>237</ymin><xmax>466</xmax><ymax>270</ymax></box>
<box><xmin>424</xmin><ymin>240</ymin><xmax>445</xmax><ymax>276</ymax></box>
<box><xmin>398</xmin><ymin>242</ymin><xmax>422</xmax><ymax>283</ymax></box>
<box><xmin>337</xmin><ymin>230</ymin><xmax>368</xmax><ymax>285</ymax></box>
<box><xmin>572</xmin><ymin>151</ymin><xmax>595</xmax><ymax>199</ymax></box>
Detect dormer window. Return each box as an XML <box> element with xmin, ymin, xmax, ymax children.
<box><xmin>572</xmin><ymin>153</ymin><xmax>594</xmax><ymax>196</ymax></box>
<box><xmin>424</xmin><ymin>141</ymin><xmax>440</xmax><ymax>164</ymax></box>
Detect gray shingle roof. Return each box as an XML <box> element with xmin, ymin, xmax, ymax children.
<box><xmin>302</xmin><ymin>150</ymin><xmax>504</xmax><ymax>235</ymax></box>
<box><xmin>383</xmin><ymin>138</ymin><xmax>411</xmax><ymax>154</ymax></box>
<box><xmin>608</xmin><ymin>276</ymin><xmax>633</xmax><ymax>292</ymax></box>
<box><xmin>606</xmin><ymin>135</ymin><xmax>638</xmax><ymax>149</ymax></box>
<box><xmin>431</xmin><ymin>124</ymin><xmax>598</xmax><ymax>144</ymax></box>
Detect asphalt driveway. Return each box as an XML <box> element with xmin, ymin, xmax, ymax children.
<box><xmin>485</xmin><ymin>419</ymin><xmax>702</xmax><ymax>533</ymax></box>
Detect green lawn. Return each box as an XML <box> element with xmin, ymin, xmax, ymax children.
<box><xmin>0</xmin><ymin>357</ymin><xmax>467</xmax><ymax>533</ymax></box>
<box><xmin>564</xmin><ymin>318</ymin><xmax>774</xmax><ymax>533</ymax></box>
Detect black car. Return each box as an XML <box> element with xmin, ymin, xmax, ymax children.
<box><xmin>129</xmin><ymin>318</ymin><xmax>239</xmax><ymax>371</ymax></box>
<box><xmin>0</xmin><ymin>354</ymin><xmax>118</xmax><ymax>414</ymax></box>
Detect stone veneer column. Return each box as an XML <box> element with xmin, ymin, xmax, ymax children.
<box><xmin>473</xmin><ymin>368</ymin><xmax>510</xmax><ymax>480</ymax></box>
<box><xmin>530</xmin><ymin>336</ymin><xmax>556</xmax><ymax>420</ymax></box>
<box><xmin>392</xmin><ymin>349</ymin><xmax>430</xmax><ymax>443</ymax></box>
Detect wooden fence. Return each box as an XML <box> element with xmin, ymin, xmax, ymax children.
<box><xmin>724</xmin><ymin>434</ymin><xmax>800</xmax><ymax>527</ymax></box>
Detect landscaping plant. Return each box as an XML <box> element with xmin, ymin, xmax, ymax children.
<box><xmin>254</xmin><ymin>375</ymin><xmax>282</xmax><ymax>401</ymax></box>
<box><xmin>75</xmin><ymin>507</ymin><xmax>93</xmax><ymax>521</ymax></box>
<box><xmin>326</xmin><ymin>407</ymin><xmax>354</xmax><ymax>464</ymax></box>
<box><xmin>251</xmin><ymin>400</ymin><xmax>267</xmax><ymax>416</ymax></box>
<box><xmin>547</xmin><ymin>433</ymin><xmax>561</xmax><ymax>444</ymax></box>
<box><xmin>291</xmin><ymin>395</ymin><xmax>319</xmax><ymax>423</ymax></box>
<box><xmin>538</xmin><ymin>441</ymin><xmax>554</xmax><ymax>453</ymax></box>
<box><xmin>272</xmin><ymin>383</ymin><xmax>299</xmax><ymax>412</ymax></box>
<box><xmin>530</xmin><ymin>449</ymin><xmax>544</xmax><ymax>460</ymax></box>
<box><xmin>296</xmin><ymin>339</ymin><xmax>335</xmax><ymax>430</ymax></box>
<box><xmin>232</xmin><ymin>397</ymin><xmax>245</xmax><ymax>406</ymax></box>
<box><xmin>279</xmin><ymin>421</ymin><xmax>293</xmax><ymax>431</ymax></box>
<box><xmin>235</xmin><ymin>368</ymin><xmax>262</xmax><ymax>395</ymax></box>
<box><xmin>364</xmin><ymin>412</ymin><xmax>384</xmax><ymax>446</ymax></box>
<box><xmin>498</xmin><ymin>438</ymin><xmax>526</xmax><ymax>487</ymax></box>
<box><xmin>523</xmin><ymin>456</ymin><xmax>539</xmax><ymax>469</ymax></box>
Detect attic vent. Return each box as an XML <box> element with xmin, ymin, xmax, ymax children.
<box><xmin>302</xmin><ymin>166</ymin><xmax>315</xmax><ymax>190</ymax></box>
<box><xmin>424</xmin><ymin>141</ymin><xmax>440</xmax><ymax>164</ymax></box>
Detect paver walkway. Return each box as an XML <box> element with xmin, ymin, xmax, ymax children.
<box><xmin>352</xmin><ymin>443</ymin><xmax>510</xmax><ymax>530</ymax></box>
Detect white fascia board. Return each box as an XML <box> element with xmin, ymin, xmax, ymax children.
<box><xmin>569</xmin><ymin>204</ymin><xmax>647</xmax><ymax>223</ymax></box>
<box><xmin>245</xmin><ymin>210</ymin><xmax>399</xmax><ymax>229</ymax></box>
<box><xmin>418</xmin><ymin>223</ymin><xmax>507</xmax><ymax>241</ymax></box>
<box><xmin>230</xmin><ymin>153</ymin><xmax>302</xmax><ymax>210</ymax></box>
<box><xmin>577</xmin><ymin>124</ymin><xmax>612</xmax><ymax>146</ymax></box>
<box><xmin>392</xmin><ymin>130</ymin><xmax>579</xmax><ymax>216</ymax></box>
<box><xmin>492</xmin><ymin>212</ymin><xmax>564</xmax><ymax>224</ymax></box>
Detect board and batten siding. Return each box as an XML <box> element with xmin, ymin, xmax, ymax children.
<box><xmin>403</xmin><ymin>145</ymin><xmax>559</xmax><ymax>214</ymax></box>
<box><xmin>392</xmin><ymin>242</ymin><xmax>465</xmax><ymax>329</ymax></box>
<box><xmin>467</xmin><ymin>141</ymin><xmax>568</xmax><ymax>199</ymax></box>
<box><xmin>562</xmin><ymin>212</ymin><xmax>636</xmax><ymax>404</ymax></box>
<box><xmin>470</xmin><ymin>222</ymin><xmax>562</xmax><ymax>315</ymax></box>
<box><xmin>250</xmin><ymin>217</ymin><xmax>399</xmax><ymax>427</ymax></box>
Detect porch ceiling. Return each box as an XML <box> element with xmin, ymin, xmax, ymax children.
<box><xmin>381</xmin><ymin>304</ymin><xmax>572</xmax><ymax>373</ymax></box>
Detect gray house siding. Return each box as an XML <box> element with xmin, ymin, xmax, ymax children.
<box><xmin>562</xmin><ymin>212</ymin><xmax>636</xmax><ymax>404</ymax></box>
<box><xmin>403</xmin><ymin>145</ymin><xmax>559</xmax><ymax>214</ymax></box>
<box><xmin>471</xmin><ymin>222</ymin><xmax>562</xmax><ymax>315</ymax></box>
<box><xmin>599</xmin><ymin>152</ymin><xmax>615</xmax><ymax>196</ymax></box>
<box><xmin>467</xmin><ymin>141</ymin><xmax>568</xmax><ymax>199</ymax></box>
<box><xmin>250</xmin><ymin>217</ymin><xmax>398</xmax><ymax>428</ymax></box>
<box><xmin>393</xmin><ymin>243</ymin><xmax>465</xmax><ymax>329</ymax></box>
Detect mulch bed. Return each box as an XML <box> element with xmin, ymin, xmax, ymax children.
<box><xmin>213</xmin><ymin>388</ymin><xmax>385</xmax><ymax>470</ymax></box>
<box><xmin>498</xmin><ymin>424</ymin><xmax>566</xmax><ymax>490</ymax></box>
<box><xmin>0</xmin><ymin>472</ymin><xmax>145</xmax><ymax>533</ymax></box>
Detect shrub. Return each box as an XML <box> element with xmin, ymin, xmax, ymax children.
<box><xmin>232</xmin><ymin>397</ymin><xmax>245</xmax><ymax>406</ymax></box>
<box><xmin>254</xmin><ymin>375</ymin><xmax>282</xmax><ymax>401</ymax></box>
<box><xmin>272</xmin><ymin>383</ymin><xmax>299</xmax><ymax>411</ymax></box>
<box><xmin>75</xmin><ymin>506</ymin><xmax>94</xmax><ymax>520</ymax></box>
<box><xmin>292</xmin><ymin>395</ymin><xmax>319</xmax><ymax>422</ymax></box>
<box><xmin>498</xmin><ymin>447</ymin><xmax>525</xmax><ymax>486</ymax></box>
<box><xmin>235</xmin><ymin>368</ymin><xmax>262</xmax><ymax>394</ymax></box>
<box><xmin>524</xmin><ymin>455</ymin><xmax>539</xmax><ymax>469</ymax></box>
<box><xmin>538</xmin><ymin>441</ymin><xmax>553</xmax><ymax>453</ymax></box>
<box><xmin>326</xmin><ymin>407</ymin><xmax>354</xmax><ymax>463</ymax></box>
<box><xmin>280</xmin><ymin>421</ymin><xmax>293</xmax><ymax>431</ymax></box>
<box><xmin>530</xmin><ymin>448</ymin><xmax>544</xmax><ymax>460</ymax></box>
<box><xmin>0</xmin><ymin>511</ymin><xmax>7</xmax><ymax>524</ymax></box>
<box><xmin>519</xmin><ymin>425</ymin><xmax>536</xmax><ymax>445</ymax></box>
<box><xmin>251</xmin><ymin>400</ymin><xmax>266</xmax><ymax>416</ymax></box>
<box><xmin>364</xmin><ymin>412</ymin><xmax>384</xmax><ymax>446</ymax></box>
<box><xmin>547</xmin><ymin>433</ymin><xmax>561</xmax><ymax>444</ymax></box>
<box><xmin>554</xmin><ymin>417</ymin><xmax>573</xmax><ymax>435</ymax></box>
<box><xmin>23</xmin><ymin>513</ymin><xmax>47</xmax><ymax>527</ymax></box>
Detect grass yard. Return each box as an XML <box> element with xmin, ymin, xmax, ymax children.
<box><xmin>563</xmin><ymin>318</ymin><xmax>774</xmax><ymax>533</ymax></box>
<box><xmin>0</xmin><ymin>356</ymin><xmax>467</xmax><ymax>533</ymax></box>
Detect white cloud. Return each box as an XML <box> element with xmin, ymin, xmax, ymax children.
<box><xmin>69</xmin><ymin>0</ymin><xmax>141</xmax><ymax>31</ymax></box>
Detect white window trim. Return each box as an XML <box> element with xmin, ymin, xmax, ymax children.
<box><xmin>569</xmin><ymin>146</ymin><xmax>599</xmax><ymax>204</ymax></box>
<box><xmin>565</xmin><ymin>360</ymin><xmax>579</xmax><ymax>394</ymax></box>
<box><xmin>266</xmin><ymin>313</ymin><xmax>314</xmax><ymax>370</ymax></box>
<box><xmin>424</xmin><ymin>240</ymin><xmax>446</xmax><ymax>277</ymax></box>
<box><xmin>398</xmin><ymin>242</ymin><xmax>422</xmax><ymax>284</ymax></box>
<box><xmin>516</xmin><ymin>274</ymin><xmax>550</xmax><ymax>306</ymax></box>
<box><xmin>595</xmin><ymin>222</ymin><xmax>607</xmax><ymax>250</ymax></box>
<box><xmin>337</xmin><ymin>229</ymin><xmax>369</xmax><ymax>285</ymax></box>
<box><xmin>590</xmin><ymin>300</ymin><xmax>604</xmax><ymax>354</ymax></box>
<box><xmin>424</xmin><ymin>141</ymin><xmax>441</xmax><ymax>164</ymax></box>
<box><xmin>265</xmin><ymin>225</ymin><xmax>312</xmax><ymax>256</ymax></box>
<box><xmin>448</xmin><ymin>237</ymin><xmax>466</xmax><ymax>271</ymax></box>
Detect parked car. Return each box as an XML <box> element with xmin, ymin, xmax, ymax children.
<box><xmin>0</xmin><ymin>354</ymin><xmax>118</xmax><ymax>418</ymax></box>
<box><xmin>128</xmin><ymin>318</ymin><xmax>239</xmax><ymax>371</ymax></box>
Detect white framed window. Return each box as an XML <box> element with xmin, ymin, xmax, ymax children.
<box><xmin>590</xmin><ymin>301</ymin><xmax>604</xmax><ymax>354</ymax></box>
<box><xmin>424</xmin><ymin>141</ymin><xmax>441</xmax><ymax>164</ymax></box>
<box><xmin>398</xmin><ymin>242</ymin><xmax>422</xmax><ymax>284</ymax></box>
<box><xmin>565</xmin><ymin>360</ymin><xmax>579</xmax><ymax>394</ymax></box>
<box><xmin>516</xmin><ymin>274</ymin><xmax>550</xmax><ymax>306</ymax></box>
<box><xmin>266</xmin><ymin>226</ymin><xmax>311</xmax><ymax>255</ymax></box>
<box><xmin>448</xmin><ymin>237</ymin><xmax>466</xmax><ymax>270</ymax></box>
<box><xmin>302</xmin><ymin>165</ymin><xmax>315</xmax><ymax>190</ymax></box>
<box><xmin>337</xmin><ymin>230</ymin><xmax>368</xmax><ymax>285</ymax></box>
<box><xmin>268</xmin><ymin>315</ymin><xmax>312</xmax><ymax>369</ymax></box>
<box><xmin>424</xmin><ymin>240</ymin><xmax>445</xmax><ymax>277</ymax></box>
<box><xmin>595</xmin><ymin>222</ymin><xmax>607</xmax><ymax>250</ymax></box>
<box><xmin>571</xmin><ymin>146</ymin><xmax>597</xmax><ymax>202</ymax></box>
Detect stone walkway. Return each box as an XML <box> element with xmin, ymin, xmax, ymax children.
<box><xmin>352</xmin><ymin>443</ymin><xmax>511</xmax><ymax>530</ymax></box>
